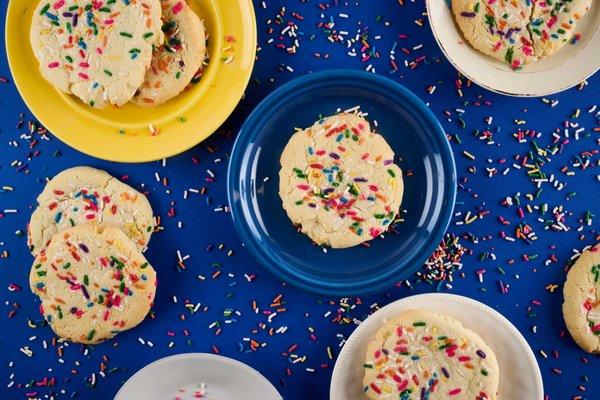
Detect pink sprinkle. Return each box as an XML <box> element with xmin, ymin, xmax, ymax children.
<box><xmin>96</xmin><ymin>47</ymin><xmax>103</xmax><ymax>55</ymax></box>
<box><xmin>79</xmin><ymin>62</ymin><xmax>89</xmax><ymax>68</ymax></box>
<box><xmin>547</xmin><ymin>16</ymin><xmax>557</xmax><ymax>28</ymax></box>
<box><xmin>369</xmin><ymin>227</ymin><xmax>382</xmax><ymax>238</ymax></box>
<box><xmin>78</xmin><ymin>72</ymin><xmax>89</xmax><ymax>80</ymax></box>
<box><xmin>53</xmin><ymin>0</ymin><xmax>65</xmax><ymax>9</ymax></box>
<box><xmin>48</xmin><ymin>62</ymin><xmax>60</xmax><ymax>68</ymax></box>
<box><xmin>104</xmin><ymin>18</ymin><xmax>114</xmax><ymax>25</ymax></box>
<box><xmin>172</xmin><ymin>1</ymin><xmax>184</xmax><ymax>13</ymax></box>
<box><xmin>296</xmin><ymin>184</ymin><xmax>310</xmax><ymax>191</ymax></box>
<box><xmin>448</xmin><ymin>388</ymin><xmax>462</xmax><ymax>396</ymax></box>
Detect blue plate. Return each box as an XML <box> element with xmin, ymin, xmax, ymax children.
<box><xmin>227</xmin><ymin>70</ymin><xmax>456</xmax><ymax>296</ymax></box>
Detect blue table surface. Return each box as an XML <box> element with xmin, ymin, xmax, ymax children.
<box><xmin>1</xmin><ymin>1</ymin><xmax>599</xmax><ymax>399</ymax></box>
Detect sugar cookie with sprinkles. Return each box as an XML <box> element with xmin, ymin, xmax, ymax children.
<box><xmin>29</xmin><ymin>225</ymin><xmax>157</xmax><ymax>344</ymax></box>
<box><xmin>278</xmin><ymin>113</ymin><xmax>404</xmax><ymax>249</ymax></box>
<box><xmin>363</xmin><ymin>310</ymin><xmax>499</xmax><ymax>400</ymax></box>
<box><xmin>30</xmin><ymin>0</ymin><xmax>164</xmax><ymax>108</ymax></box>
<box><xmin>132</xmin><ymin>0</ymin><xmax>207</xmax><ymax>107</ymax></box>
<box><xmin>452</xmin><ymin>0</ymin><xmax>593</xmax><ymax>69</ymax></box>
<box><xmin>28</xmin><ymin>166</ymin><xmax>154</xmax><ymax>256</ymax></box>
<box><xmin>529</xmin><ymin>0</ymin><xmax>592</xmax><ymax>59</ymax></box>
<box><xmin>451</xmin><ymin>0</ymin><xmax>535</xmax><ymax>69</ymax></box>
<box><xmin>563</xmin><ymin>243</ymin><xmax>600</xmax><ymax>353</ymax></box>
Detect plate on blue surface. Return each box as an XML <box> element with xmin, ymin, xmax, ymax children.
<box><xmin>115</xmin><ymin>353</ymin><xmax>282</xmax><ymax>400</ymax></box>
<box><xmin>227</xmin><ymin>70</ymin><xmax>456</xmax><ymax>296</ymax></box>
<box><xmin>330</xmin><ymin>294</ymin><xmax>544</xmax><ymax>400</ymax></box>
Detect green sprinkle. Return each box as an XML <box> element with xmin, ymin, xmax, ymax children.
<box><xmin>474</xmin><ymin>2</ymin><xmax>480</xmax><ymax>12</ymax></box>
<box><xmin>295</xmin><ymin>200</ymin><xmax>304</xmax><ymax>205</ymax></box>
<box><xmin>62</xmin><ymin>263</ymin><xmax>71</xmax><ymax>269</ymax></box>
<box><xmin>141</xmin><ymin>262</ymin><xmax>148</xmax><ymax>269</ymax></box>
<box><xmin>65</xmin><ymin>55</ymin><xmax>73</xmax><ymax>63</ymax></box>
<box><xmin>37</xmin><ymin>271</ymin><xmax>47</xmax><ymax>276</ymax></box>
<box><xmin>387</xmin><ymin>169</ymin><xmax>396</xmax><ymax>178</ymax></box>
<box><xmin>484</xmin><ymin>15</ymin><xmax>495</xmax><ymax>27</ymax></box>
<box><xmin>481</xmin><ymin>369</ymin><xmax>489</xmax><ymax>376</ymax></box>
<box><xmin>120</xmin><ymin>32</ymin><xmax>133</xmax><ymax>38</ymax></box>
<box><xmin>143</xmin><ymin>32</ymin><xmax>154</xmax><ymax>39</ymax></box>
<box><xmin>103</xmin><ymin>69</ymin><xmax>113</xmax><ymax>77</ymax></box>
<box><xmin>83</xmin><ymin>275</ymin><xmax>89</xmax><ymax>285</ymax></box>
<box><xmin>39</xmin><ymin>3</ymin><xmax>50</xmax><ymax>15</ymax></box>
<box><xmin>413</xmin><ymin>321</ymin><xmax>426</xmax><ymax>327</ymax></box>
<box><xmin>87</xmin><ymin>329</ymin><xmax>96</xmax><ymax>341</ymax></box>
<box><xmin>505</xmin><ymin>47</ymin><xmax>514</xmax><ymax>64</ymax></box>
<box><xmin>363</xmin><ymin>363</ymin><xmax>373</xmax><ymax>369</ymax></box>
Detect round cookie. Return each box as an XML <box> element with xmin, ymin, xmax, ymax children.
<box><xmin>452</xmin><ymin>0</ymin><xmax>535</xmax><ymax>69</ymax></box>
<box><xmin>28</xmin><ymin>166</ymin><xmax>154</xmax><ymax>255</ymax></box>
<box><xmin>132</xmin><ymin>0</ymin><xmax>207</xmax><ymax>107</ymax></box>
<box><xmin>30</xmin><ymin>0</ymin><xmax>164</xmax><ymax>108</ymax></box>
<box><xmin>563</xmin><ymin>243</ymin><xmax>600</xmax><ymax>353</ymax></box>
<box><xmin>530</xmin><ymin>0</ymin><xmax>592</xmax><ymax>59</ymax></box>
<box><xmin>363</xmin><ymin>310</ymin><xmax>499</xmax><ymax>400</ymax></box>
<box><xmin>29</xmin><ymin>225</ymin><xmax>157</xmax><ymax>344</ymax></box>
<box><xmin>278</xmin><ymin>113</ymin><xmax>404</xmax><ymax>249</ymax></box>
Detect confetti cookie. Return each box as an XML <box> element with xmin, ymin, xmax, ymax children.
<box><xmin>563</xmin><ymin>243</ymin><xmax>600</xmax><ymax>353</ymax></box>
<box><xmin>451</xmin><ymin>0</ymin><xmax>535</xmax><ymax>69</ymax></box>
<box><xmin>29</xmin><ymin>225</ymin><xmax>157</xmax><ymax>344</ymax></box>
<box><xmin>278</xmin><ymin>113</ymin><xmax>404</xmax><ymax>249</ymax></box>
<box><xmin>363</xmin><ymin>310</ymin><xmax>499</xmax><ymax>400</ymax></box>
<box><xmin>529</xmin><ymin>0</ymin><xmax>592</xmax><ymax>59</ymax></box>
<box><xmin>28</xmin><ymin>166</ymin><xmax>154</xmax><ymax>255</ymax></box>
<box><xmin>132</xmin><ymin>0</ymin><xmax>207</xmax><ymax>107</ymax></box>
<box><xmin>452</xmin><ymin>0</ymin><xmax>592</xmax><ymax>69</ymax></box>
<box><xmin>30</xmin><ymin>0</ymin><xmax>164</xmax><ymax>108</ymax></box>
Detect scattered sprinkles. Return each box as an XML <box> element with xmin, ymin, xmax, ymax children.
<box><xmin>0</xmin><ymin>1</ymin><xmax>598</xmax><ymax>399</ymax></box>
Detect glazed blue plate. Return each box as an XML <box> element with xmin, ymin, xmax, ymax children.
<box><xmin>227</xmin><ymin>70</ymin><xmax>456</xmax><ymax>296</ymax></box>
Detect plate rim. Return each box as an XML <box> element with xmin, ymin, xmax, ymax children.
<box><xmin>5</xmin><ymin>0</ymin><xmax>257</xmax><ymax>163</ymax></box>
<box><xmin>329</xmin><ymin>293</ymin><xmax>545</xmax><ymax>400</ymax></box>
<box><xmin>227</xmin><ymin>69</ymin><xmax>457</xmax><ymax>296</ymax></box>
<box><xmin>426</xmin><ymin>0</ymin><xmax>600</xmax><ymax>97</ymax></box>
<box><xmin>115</xmin><ymin>352</ymin><xmax>282</xmax><ymax>399</ymax></box>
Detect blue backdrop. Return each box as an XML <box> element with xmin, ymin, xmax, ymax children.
<box><xmin>1</xmin><ymin>1</ymin><xmax>599</xmax><ymax>399</ymax></box>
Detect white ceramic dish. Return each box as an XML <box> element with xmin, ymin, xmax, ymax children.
<box><xmin>115</xmin><ymin>353</ymin><xmax>282</xmax><ymax>400</ymax></box>
<box><xmin>330</xmin><ymin>293</ymin><xmax>544</xmax><ymax>400</ymax></box>
<box><xmin>427</xmin><ymin>0</ymin><xmax>600</xmax><ymax>96</ymax></box>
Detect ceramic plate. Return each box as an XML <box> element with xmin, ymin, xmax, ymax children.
<box><xmin>5</xmin><ymin>0</ymin><xmax>256</xmax><ymax>162</ymax></box>
<box><xmin>427</xmin><ymin>0</ymin><xmax>600</xmax><ymax>96</ymax></box>
<box><xmin>115</xmin><ymin>353</ymin><xmax>282</xmax><ymax>400</ymax></box>
<box><xmin>330</xmin><ymin>293</ymin><xmax>544</xmax><ymax>400</ymax></box>
<box><xmin>227</xmin><ymin>70</ymin><xmax>456</xmax><ymax>296</ymax></box>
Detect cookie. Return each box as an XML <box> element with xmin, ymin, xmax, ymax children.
<box><xmin>452</xmin><ymin>0</ymin><xmax>592</xmax><ymax>68</ymax></box>
<box><xmin>28</xmin><ymin>166</ymin><xmax>154</xmax><ymax>255</ymax></box>
<box><xmin>530</xmin><ymin>0</ymin><xmax>592</xmax><ymax>59</ymax></box>
<box><xmin>363</xmin><ymin>310</ymin><xmax>499</xmax><ymax>400</ymax></box>
<box><xmin>278</xmin><ymin>113</ymin><xmax>404</xmax><ymax>249</ymax></box>
<box><xmin>451</xmin><ymin>0</ymin><xmax>535</xmax><ymax>69</ymax></box>
<box><xmin>30</xmin><ymin>0</ymin><xmax>164</xmax><ymax>108</ymax></box>
<box><xmin>29</xmin><ymin>225</ymin><xmax>157</xmax><ymax>344</ymax></box>
<box><xmin>132</xmin><ymin>0</ymin><xmax>207</xmax><ymax>107</ymax></box>
<box><xmin>563</xmin><ymin>243</ymin><xmax>600</xmax><ymax>353</ymax></box>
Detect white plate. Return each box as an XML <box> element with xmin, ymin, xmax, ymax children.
<box><xmin>427</xmin><ymin>0</ymin><xmax>600</xmax><ymax>96</ymax></box>
<box><xmin>115</xmin><ymin>353</ymin><xmax>282</xmax><ymax>400</ymax></box>
<box><xmin>330</xmin><ymin>293</ymin><xmax>544</xmax><ymax>400</ymax></box>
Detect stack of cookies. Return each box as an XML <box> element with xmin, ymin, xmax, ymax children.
<box><xmin>30</xmin><ymin>0</ymin><xmax>207</xmax><ymax>108</ymax></box>
<box><xmin>27</xmin><ymin>166</ymin><xmax>157</xmax><ymax>344</ymax></box>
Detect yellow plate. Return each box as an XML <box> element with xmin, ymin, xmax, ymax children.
<box><xmin>5</xmin><ymin>0</ymin><xmax>256</xmax><ymax>162</ymax></box>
